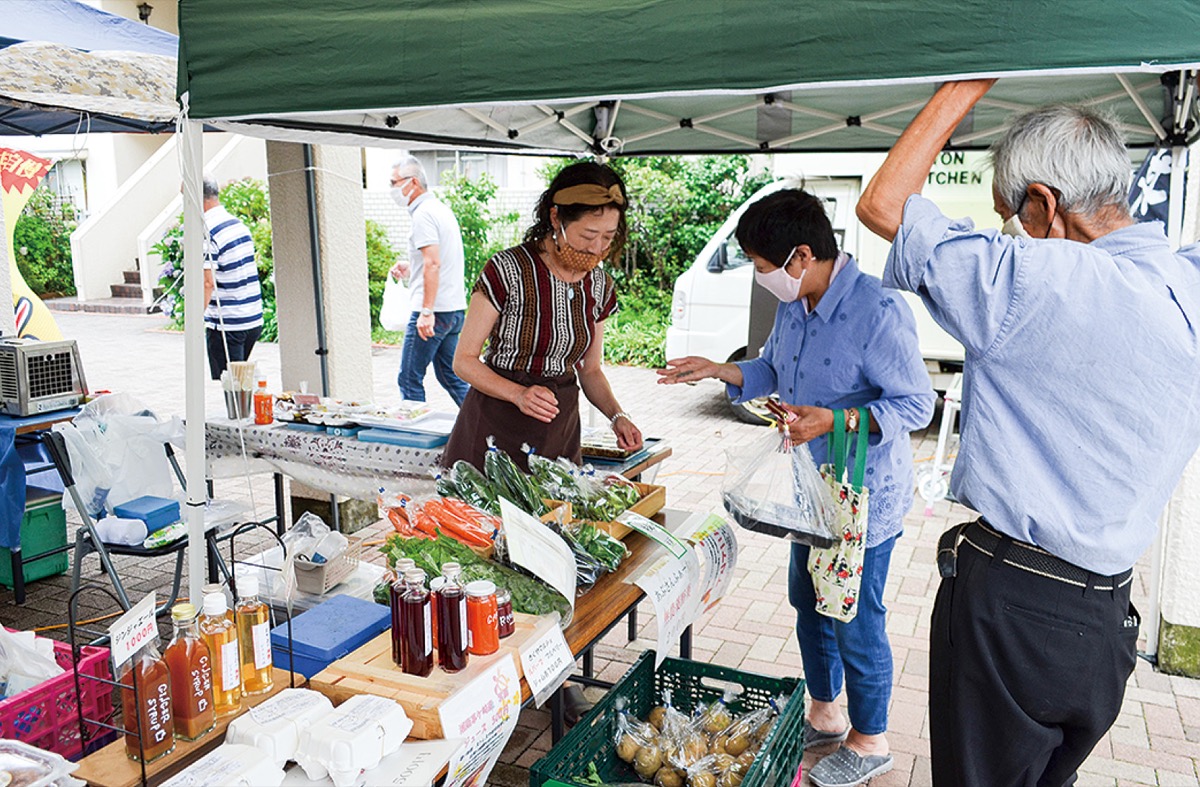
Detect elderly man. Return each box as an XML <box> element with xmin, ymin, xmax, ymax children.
<box><xmin>857</xmin><ymin>80</ymin><xmax>1200</xmax><ymax>786</ymax></box>
<box><xmin>388</xmin><ymin>156</ymin><xmax>469</xmax><ymax>406</ymax></box>
<box><xmin>201</xmin><ymin>173</ymin><xmax>263</xmax><ymax>380</ymax></box>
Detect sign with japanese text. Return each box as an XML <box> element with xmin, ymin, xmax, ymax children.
<box><xmin>108</xmin><ymin>592</ymin><xmax>158</xmax><ymax>669</ymax></box>
<box><xmin>518</xmin><ymin>613</ymin><xmax>574</xmax><ymax>708</ymax></box>
<box><xmin>437</xmin><ymin>653</ymin><xmax>522</xmax><ymax>787</ymax></box>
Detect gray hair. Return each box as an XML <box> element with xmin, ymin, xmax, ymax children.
<box><xmin>391</xmin><ymin>155</ymin><xmax>428</xmax><ymax>189</ymax></box>
<box><xmin>991</xmin><ymin>105</ymin><xmax>1131</xmax><ymax>218</ymax></box>
<box><xmin>202</xmin><ymin>173</ymin><xmax>220</xmax><ymax>201</ymax></box>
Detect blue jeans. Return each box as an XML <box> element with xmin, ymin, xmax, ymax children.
<box><xmin>788</xmin><ymin>534</ymin><xmax>897</xmax><ymax>736</ymax></box>
<box><xmin>398</xmin><ymin>310</ymin><xmax>469</xmax><ymax>406</ymax></box>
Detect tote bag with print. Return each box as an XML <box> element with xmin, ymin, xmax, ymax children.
<box><xmin>808</xmin><ymin>407</ymin><xmax>870</xmax><ymax>623</ymax></box>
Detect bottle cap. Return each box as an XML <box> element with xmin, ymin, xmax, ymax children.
<box><xmin>430</xmin><ymin>576</ymin><xmax>447</xmax><ymax>592</ymax></box>
<box><xmin>442</xmin><ymin>562</ymin><xmax>461</xmax><ymax>579</ymax></box>
<box><xmin>171</xmin><ymin>602</ymin><xmax>197</xmax><ymax>621</ymax></box>
<box><xmin>465</xmin><ymin>580</ymin><xmax>496</xmax><ymax>597</ymax></box>
<box><xmin>202</xmin><ymin>592</ymin><xmax>228</xmax><ymax>616</ymax></box>
<box><xmin>239</xmin><ymin>575</ymin><xmax>259</xmax><ymax>598</ymax></box>
<box><xmin>403</xmin><ymin>568</ymin><xmax>426</xmax><ymax>584</ymax></box>
<box><xmin>202</xmin><ymin>582</ymin><xmax>225</xmax><ymax>597</ymax></box>
<box><xmin>395</xmin><ymin>558</ymin><xmax>416</xmax><ymax>572</ymax></box>
<box><xmin>257</xmin><ymin>377</ymin><xmax>267</xmax><ymax>387</ymax></box>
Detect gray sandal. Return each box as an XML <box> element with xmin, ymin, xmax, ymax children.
<box><xmin>801</xmin><ymin>722</ymin><xmax>850</xmax><ymax>750</ymax></box>
<box><xmin>808</xmin><ymin>746</ymin><xmax>894</xmax><ymax>787</ymax></box>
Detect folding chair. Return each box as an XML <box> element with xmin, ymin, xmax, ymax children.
<box><xmin>41</xmin><ymin>428</ymin><xmax>229</xmax><ymax>618</ymax></box>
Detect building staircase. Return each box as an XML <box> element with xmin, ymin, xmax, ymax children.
<box><xmin>45</xmin><ymin>268</ymin><xmax>163</xmax><ymax>314</ymax></box>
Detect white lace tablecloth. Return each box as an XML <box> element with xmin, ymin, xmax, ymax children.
<box><xmin>205</xmin><ymin>418</ymin><xmax>441</xmax><ymax>500</ymax></box>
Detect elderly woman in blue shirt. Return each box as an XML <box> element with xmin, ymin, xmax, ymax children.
<box><xmin>659</xmin><ymin>188</ymin><xmax>934</xmax><ymax>787</ymax></box>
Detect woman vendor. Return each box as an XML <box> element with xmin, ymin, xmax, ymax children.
<box><xmin>442</xmin><ymin>161</ymin><xmax>643</xmax><ymax>472</ymax></box>
<box><xmin>657</xmin><ymin>189</ymin><xmax>934</xmax><ymax>787</ymax></box>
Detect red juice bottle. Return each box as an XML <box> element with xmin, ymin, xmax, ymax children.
<box><xmin>436</xmin><ymin>562</ymin><xmax>468</xmax><ymax>673</ymax></box>
<box><xmin>400</xmin><ymin>568</ymin><xmax>433</xmax><ymax>677</ymax></box>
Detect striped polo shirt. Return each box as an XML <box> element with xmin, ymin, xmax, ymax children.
<box><xmin>474</xmin><ymin>243</ymin><xmax>618</xmax><ymax>378</ymax></box>
<box><xmin>203</xmin><ymin>204</ymin><xmax>263</xmax><ymax>331</ymax></box>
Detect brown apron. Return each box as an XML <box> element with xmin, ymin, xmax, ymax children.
<box><xmin>441</xmin><ymin>368</ymin><xmax>581</xmax><ymax>473</ymax></box>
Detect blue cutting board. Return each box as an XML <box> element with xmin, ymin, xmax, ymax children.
<box><xmin>356</xmin><ymin>427</ymin><xmax>448</xmax><ymax>449</ymax></box>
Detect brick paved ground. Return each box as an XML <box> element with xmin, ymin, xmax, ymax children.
<box><xmin>2</xmin><ymin>311</ymin><xmax>1197</xmax><ymax>786</ymax></box>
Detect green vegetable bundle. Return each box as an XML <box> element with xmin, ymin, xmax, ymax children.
<box><xmin>484</xmin><ymin>439</ymin><xmax>547</xmax><ymax>516</ymax></box>
<box><xmin>380</xmin><ymin>532</ymin><xmax>571</xmax><ymax>619</ymax></box>
<box><xmin>528</xmin><ymin>454</ymin><xmax>643</xmax><ymax>521</ymax></box>
<box><xmin>572</xmin><ymin>522</ymin><xmax>630</xmax><ymax>572</ymax></box>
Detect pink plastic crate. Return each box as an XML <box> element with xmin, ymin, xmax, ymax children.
<box><xmin>0</xmin><ymin>638</ymin><xmax>116</xmax><ymax>761</ymax></box>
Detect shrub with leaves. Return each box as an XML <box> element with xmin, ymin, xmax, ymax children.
<box><xmin>13</xmin><ymin>188</ymin><xmax>78</xmax><ymax>297</ymax></box>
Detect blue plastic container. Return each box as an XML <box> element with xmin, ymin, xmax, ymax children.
<box><xmin>356</xmin><ymin>428</ymin><xmax>448</xmax><ymax>449</ymax></box>
<box><xmin>112</xmin><ymin>495</ymin><xmax>180</xmax><ymax>533</ymax></box>
<box><xmin>270</xmin><ymin>594</ymin><xmax>391</xmax><ymax>679</ymax></box>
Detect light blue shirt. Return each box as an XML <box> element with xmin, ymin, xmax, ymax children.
<box><xmin>885</xmin><ymin>195</ymin><xmax>1200</xmax><ymax>574</ymax></box>
<box><xmin>728</xmin><ymin>256</ymin><xmax>935</xmax><ymax>547</ymax></box>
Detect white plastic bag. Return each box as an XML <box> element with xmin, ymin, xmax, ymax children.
<box><xmin>379</xmin><ymin>275</ymin><xmax>410</xmax><ymax>332</ymax></box>
<box><xmin>721</xmin><ymin>431</ymin><xmax>839</xmax><ymax>548</ymax></box>
<box><xmin>0</xmin><ymin>629</ymin><xmax>63</xmax><ymax>698</ymax></box>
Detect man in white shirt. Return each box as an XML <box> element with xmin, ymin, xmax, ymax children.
<box><xmin>388</xmin><ymin>156</ymin><xmax>469</xmax><ymax>406</ymax></box>
<box><xmin>201</xmin><ymin>173</ymin><xmax>263</xmax><ymax>380</ymax></box>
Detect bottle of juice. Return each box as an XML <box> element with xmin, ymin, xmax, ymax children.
<box><xmin>120</xmin><ymin>642</ymin><xmax>175</xmax><ymax>762</ymax></box>
<box><xmin>401</xmin><ymin>569</ymin><xmax>433</xmax><ymax>677</ymax></box>
<box><xmin>253</xmin><ymin>378</ymin><xmax>274</xmax><ymax>425</ymax></box>
<box><xmin>465</xmin><ymin>580</ymin><xmax>499</xmax><ymax>656</ymax></box>
<box><xmin>389</xmin><ymin>572</ymin><xmax>411</xmax><ymax>666</ymax></box>
<box><xmin>199</xmin><ymin>593</ymin><xmax>242</xmax><ymax>717</ymax></box>
<box><xmin>202</xmin><ymin>582</ymin><xmax>234</xmax><ymax>622</ymax></box>
<box><xmin>235</xmin><ymin>576</ymin><xmax>274</xmax><ymax>695</ymax></box>
<box><xmin>163</xmin><ymin>602</ymin><xmax>215</xmax><ymax>742</ymax></box>
<box><xmin>436</xmin><ymin>562</ymin><xmax>468</xmax><ymax>673</ymax></box>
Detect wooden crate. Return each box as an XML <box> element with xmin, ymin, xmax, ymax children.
<box><xmin>592</xmin><ymin>482</ymin><xmax>666</xmax><ymax>539</ymax></box>
<box><xmin>308</xmin><ymin>613</ymin><xmax>543</xmax><ymax>739</ymax></box>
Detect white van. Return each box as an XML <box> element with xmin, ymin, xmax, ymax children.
<box><xmin>664</xmin><ymin>152</ymin><xmax>995</xmax><ymax>421</ymax></box>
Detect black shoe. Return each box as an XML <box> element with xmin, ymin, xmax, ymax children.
<box><xmin>563</xmin><ymin>685</ymin><xmax>594</xmax><ymax>727</ymax></box>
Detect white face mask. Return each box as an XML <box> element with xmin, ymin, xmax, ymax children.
<box><xmin>390</xmin><ymin>186</ymin><xmax>411</xmax><ymax>209</ymax></box>
<box><xmin>754</xmin><ymin>249</ymin><xmax>806</xmax><ymax>302</ymax></box>
<box><xmin>1001</xmin><ymin>213</ymin><xmax>1031</xmax><ymax>239</ymax></box>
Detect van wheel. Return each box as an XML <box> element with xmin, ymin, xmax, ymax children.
<box><xmin>725</xmin><ymin>349</ymin><xmax>778</xmax><ymax>426</ymax></box>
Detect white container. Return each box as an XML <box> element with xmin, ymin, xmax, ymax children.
<box><xmin>223</xmin><ymin>688</ymin><xmax>334</xmax><ymax>768</ymax></box>
<box><xmin>295</xmin><ymin>694</ymin><xmax>413</xmax><ymax>787</ymax></box>
<box><xmin>160</xmin><ymin>744</ymin><xmax>285</xmax><ymax>787</ymax></box>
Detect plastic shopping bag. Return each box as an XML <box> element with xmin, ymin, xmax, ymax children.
<box><xmin>379</xmin><ymin>274</ymin><xmax>410</xmax><ymax>332</ymax></box>
<box><xmin>721</xmin><ymin>425</ymin><xmax>838</xmax><ymax>548</ymax></box>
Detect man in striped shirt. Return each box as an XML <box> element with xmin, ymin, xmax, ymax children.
<box><xmin>202</xmin><ymin>174</ymin><xmax>264</xmax><ymax>380</ymax></box>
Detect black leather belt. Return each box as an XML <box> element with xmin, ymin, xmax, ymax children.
<box><xmin>938</xmin><ymin>519</ymin><xmax>1133</xmax><ymax>591</ymax></box>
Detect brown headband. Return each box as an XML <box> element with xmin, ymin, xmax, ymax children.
<box><xmin>552</xmin><ymin>183</ymin><xmax>626</xmax><ymax>207</ymax></box>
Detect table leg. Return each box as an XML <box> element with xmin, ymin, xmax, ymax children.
<box><xmin>10</xmin><ymin>548</ymin><xmax>24</xmax><ymax>605</ymax></box>
<box><xmin>582</xmin><ymin>648</ymin><xmax>594</xmax><ymax>679</ymax></box>
<box><xmin>627</xmin><ymin>602</ymin><xmax>638</xmax><ymax>642</ymax></box>
<box><xmin>273</xmin><ymin>474</ymin><xmax>286</xmax><ymax>536</ymax></box>
<box><xmin>680</xmin><ymin>624</ymin><xmax>692</xmax><ymax>659</ymax></box>
<box><xmin>549</xmin><ymin>685</ymin><xmax>566</xmax><ymax>743</ymax></box>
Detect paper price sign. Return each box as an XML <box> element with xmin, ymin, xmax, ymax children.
<box><xmin>634</xmin><ymin>549</ymin><xmax>701</xmax><ymax>667</ymax></box>
<box><xmin>518</xmin><ymin>614</ymin><xmax>574</xmax><ymax>708</ymax></box>
<box><xmin>616</xmin><ymin>511</ymin><xmax>689</xmax><ymax>559</ymax></box>
<box><xmin>108</xmin><ymin>592</ymin><xmax>157</xmax><ymax>669</ymax></box>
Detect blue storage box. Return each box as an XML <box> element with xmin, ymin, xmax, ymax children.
<box><xmin>112</xmin><ymin>495</ymin><xmax>179</xmax><ymax>533</ymax></box>
<box><xmin>270</xmin><ymin>594</ymin><xmax>391</xmax><ymax>679</ymax></box>
<box><xmin>356</xmin><ymin>428</ymin><xmax>448</xmax><ymax>449</ymax></box>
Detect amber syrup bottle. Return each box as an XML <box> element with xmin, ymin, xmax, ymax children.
<box><xmin>163</xmin><ymin>602</ymin><xmax>215</xmax><ymax>741</ymax></box>
<box><xmin>199</xmin><ymin>593</ymin><xmax>242</xmax><ymax>717</ymax></box>
<box><xmin>235</xmin><ymin>576</ymin><xmax>274</xmax><ymax>695</ymax></box>
<box><xmin>121</xmin><ymin>641</ymin><xmax>175</xmax><ymax>762</ymax></box>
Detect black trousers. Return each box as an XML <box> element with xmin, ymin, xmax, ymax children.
<box><xmin>206</xmin><ymin>325</ymin><xmax>263</xmax><ymax>380</ymax></box>
<box><xmin>930</xmin><ymin>524</ymin><xmax>1139</xmax><ymax>787</ymax></box>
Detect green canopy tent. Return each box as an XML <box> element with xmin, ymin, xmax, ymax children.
<box><xmin>173</xmin><ymin>0</ymin><xmax>1200</xmax><ymax>623</ymax></box>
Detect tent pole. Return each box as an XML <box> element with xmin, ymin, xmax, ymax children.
<box><xmin>181</xmin><ymin>117</ymin><xmax>207</xmax><ymax>604</ymax></box>
<box><xmin>301</xmin><ymin>143</ymin><xmax>339</xmax><ymax>531</ymax></box>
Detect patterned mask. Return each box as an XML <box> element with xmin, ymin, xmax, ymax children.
<box><xmin>554</xmin><ymin>225</ymin><xmax>608</xmax><ymax>273</ymax></box>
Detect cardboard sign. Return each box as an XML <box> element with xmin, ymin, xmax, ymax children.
<box><xmin>518</xmin><ymin>614</ymin><xmax>574</xmax><ymax>708</ymax></box>
<box><xmin>500</xmin><ymin>497</ymin><xmax>576</xmax><ymax>609</ymax></box>
<box><xmin>438</xmin><ymin>653</ymin><xmax>522</xmax><ymax>787</ymax></box>
<box><xmin>108</xmin><ymin>592</ymin><xmax>157</xmax><ymax>669</ymax></box>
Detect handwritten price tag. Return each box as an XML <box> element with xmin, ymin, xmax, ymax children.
<box><xmin>518</xmin><ymin>614</ymin><xmax>574</xmax><ymax>708</ymax></box>
<box><xmin>108</xmin><ymin>592</ymin><xmax>158</xmax><ymax>669</ymax></box>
